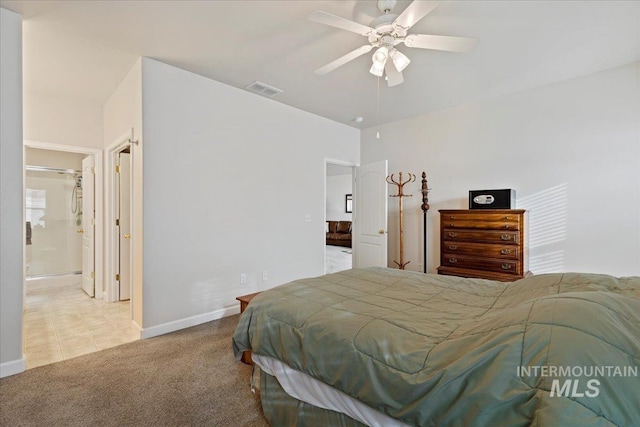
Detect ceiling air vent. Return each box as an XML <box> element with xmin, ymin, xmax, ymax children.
<box><xmin>245</xmin><ymin>81</ymin><xmax>283</xmax><ymax>98</ymax></box>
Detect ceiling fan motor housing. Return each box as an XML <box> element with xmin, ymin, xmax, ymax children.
<box><xmin>368</xmin><ymin>20</ymin><xmax>406</xmax><ymax>46</ymax></box>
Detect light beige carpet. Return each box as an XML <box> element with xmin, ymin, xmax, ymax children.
<box><xmin>0</xmin><ymin>315</ymin><xmax>269</xmax><ymax>427</ymax></box>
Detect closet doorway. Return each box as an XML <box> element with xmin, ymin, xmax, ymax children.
<box><xmin>115</xmin><ymin>145</ymin><xmax>132</xmax><ymax>301</ymax></box>
<box><xmin>105</xmin><ymin>134</ymin><xmax>137</xmax><ymax>306</ymax></box>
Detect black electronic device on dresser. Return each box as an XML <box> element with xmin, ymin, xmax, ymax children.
<box><xmin>437</xmin><ymin>209</ymin><xmax>529</xmax><ymax>281</ymax></box>
<box><xmin>469</xmin><ymin>189</ymin><xmax>515</xmax><ymax>209</ymax></box>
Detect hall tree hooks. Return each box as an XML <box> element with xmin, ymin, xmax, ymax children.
<box><xmin>387</xmin><ymin>172</ymin><xmax>416</xmax><ymax>269</ymax></box>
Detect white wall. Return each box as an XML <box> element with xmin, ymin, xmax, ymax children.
<box><xmin>0</xmin><ymin>7</ymin><xmax>25</xmax><ymax>377</ymax></box>
<box><xmin>25</xmin><ymin>147</ymin><xmax>85</xmax><ymax>169</ymax></box>
<box><xmin>140</xmin><ymin>58</ymin><xmax>359</xmax><ymax>334</ymax></box>
<box><xmin>103</xmin><ymin>58</ymin><xmax>143</xmax><ymax>327</ymax></box>
<box><xmin>362</xmin><ymin>62</ymin><xmax>640</xmax><ymax>277</ymax></box>
<box><xmin>104</xmin><ymin>59</ymin><xmax>142</xmax><ymax>146</ymax></box>
<box><xmin>24</xmin><ymin>90</ymin><xmax>103</xmax><ymax>148</ymax></box>
<box><xmin>326</xmin><ymin>174</ymin><xmax>353</xmax><ymax>222</ymax></box>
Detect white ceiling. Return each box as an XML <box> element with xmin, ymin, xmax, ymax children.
<box><xmin>2</xmin><ymin>0</ymin><xmax>639</xmax><ymax>128</ymax></box>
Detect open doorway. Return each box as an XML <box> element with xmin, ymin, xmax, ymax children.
<box><xmin>23</xmin><ymin>141</ymin><xmax>103</xmax><ymax>296</ymax></box>
<box><xmin>325</xmin><ymin>161</ymin><xmax>355</xmax><ymax>274</ymax></box>
<box><xmin>22</xmin><ymin>141</ymin><xmax>137</xmax><ymax>369</ymax></box>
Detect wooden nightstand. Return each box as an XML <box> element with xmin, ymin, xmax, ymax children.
<box><xmin>236</xmin><ymin>292</ymin><xmax>261</xmax><ymax>365</ymax></box>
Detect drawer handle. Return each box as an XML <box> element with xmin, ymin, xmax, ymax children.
<box><xmin>448</xmin><ymin>232</ymin><xmax>458</xmax><ymax>238</ymax></box>
<box><xmin>504</xmin><ymin>225</ymin><xmax>510</xmax><ymax>229</ymax></box>
<box><xmin>449</xmin><ymin>257</ymin><xmax>458</xmax><ymax>264</ymax></box>
<box><xmin>449</xmin><ymin>216</ymin><xmax>454</xmax><ymax>219</ymax></box>
<box><xmin>501</xmin><ymin>263</ymin><xmax>512</xmax><ymax>270</ymax></box>
<box><xmin>448</xmin><ymin>245</ymin><xmax>458</xmax><ymax>251</ymax></box>
<box><xmin>500</xmin><ymin>234</ymin><xmax>512</xmax><ymax>241</ymax></box>
<box><xmin>504</xmin><ymin>216</ymin><xmax>510</xmax><ymax>220</ymax></box>
<box><xmin>449</xmin><ymin>223</ymin><xmax>454</xmax><ymax>226</ymax></box>
<box><xmin>500</xmin><ymin>248</ymin><xmax>511</xmax><ymax>255</ymax></box>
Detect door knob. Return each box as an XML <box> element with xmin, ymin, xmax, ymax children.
<box><xmin>124</xmin><ymin>234</ymin><xmax>132</xmax><ymax>239</ymax></box>
<box><xmin>77</xmin><ymin>229</ymin><xmax>84</xmax><ymax>234</ymax></box>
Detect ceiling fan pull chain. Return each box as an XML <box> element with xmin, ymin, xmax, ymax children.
<box><xmin>376</xmin><ymin>76</ymin><xmax>381</xmax><ymax>139</ymax></box>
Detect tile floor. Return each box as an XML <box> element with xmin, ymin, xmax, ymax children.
<box><xmin>325</xmin><ymin>245</ymin><xmax>352</xmax><ymax>274</ymax></box>
<box><xmin>24</xmin><ymin>274</ymin><xmax>138</xmax><ymax>369</ymax></box>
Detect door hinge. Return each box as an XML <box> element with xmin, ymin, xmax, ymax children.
<box><xmin>116</xmin><ymin>219</ymin><xmax>120</xmax><ymax>226</ymax></box>
<box><xmin>91</xmin><ymin>218</ymin><xmax>95</xmax><ymax>226</ymax></box>
<box><xmin>91</xmin><ymin>271</ymin><xmax>95</xmax><ymax>279</ymax></box>
<box><xmin>91</xmin><ymin>166</ymin><xmax>95</xmax><ymax>174</ymax></box>
<box><xmin>115</xmin><ymin>165</ymin><xmax>120</xmax><ymax>173</ymax></box>
<box><xmin>116</xmin><ymin>274</ymin><xmax>120</xmax><ymax>281</ymax></box>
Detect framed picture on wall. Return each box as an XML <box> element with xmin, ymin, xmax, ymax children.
<box><xmin>345</xmin><ymin>194</ymin><xmax>353</xmax><ymax>213</ymax></box>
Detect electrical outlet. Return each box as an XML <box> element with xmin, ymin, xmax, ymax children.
<box><xmin>240</xmin><ymin>273</ymin><xmax>247</xmax><ymax>284</ymax></box>
<box><xmin>262</xmin><ymin>271</ymin><xmax>269</xmax><ymax>281</ymax></box>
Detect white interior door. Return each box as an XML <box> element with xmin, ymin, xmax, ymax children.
<box><xmin>118</xmin><ymin>151</ymin><xmax>132</xmax><ymax>301</ymax></box>
<box><xmin>354</xmin><ymin>160</ymin><xmax>388</xmax><ymax>268</ymax></box>
<box><xmin>81</xmin><ymin>156</ymin><xmax>95</xmax><ymax>297</ymax></box>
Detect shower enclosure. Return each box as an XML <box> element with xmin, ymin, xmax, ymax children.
<box><xmin>25</xmin><ymin>166</ymin><xmax>83</xmax><ymax>277</ymax></box>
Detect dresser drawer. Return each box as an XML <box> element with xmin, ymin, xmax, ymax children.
<box><xmin>441</xmin><ymin>241</ymin><xmax>520</xmax><ymax>260</ymax></box>
<box><xmin>441</xmin><ymin>212</ymin><xmax>522</xmax><ymax>221</ymax></box>
<box><xmin>441</xmin><ymin>212</ymin><xmax>521</xmax><ymax>228</ymax></box>
<box><xmin>441</xmin><ymin>255</ymin><xmax>520</xmax><ymax>275</ymax></box>
<box><xmin>442</xmin><ymin>219</ymin><xmax>520</xmax><ymax>230</ymax></box>
<box><xmin>442</xmin><ymin>228</ymin><xmax>519</xmax><ymax>245</ymax></box>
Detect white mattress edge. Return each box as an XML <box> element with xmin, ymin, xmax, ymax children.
<box><xmin>252</xmin><ymin>354</ymin><xmax>411</xmax><ymax>427</ymax></box>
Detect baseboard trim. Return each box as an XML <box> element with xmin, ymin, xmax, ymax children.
<box><xmin>139</xmin><ymin>306</ymin><xmax>240</xmax><ymax>340</ymax></box>
<box><xmin>0</xmin><ymin>356</ymin><xmax>26</xmax><ymax>378</ymax></box>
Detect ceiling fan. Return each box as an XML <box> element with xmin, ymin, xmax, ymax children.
<box><xmin>310</xmin><ymin>0</ymin><xmax>478</xmax><ymax>87</ymax></box>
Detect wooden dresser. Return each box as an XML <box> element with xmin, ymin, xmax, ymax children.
<box><xmin>437</xmin><ymin>209</ymin><xmax>528</xmax><ymax>281</ymax></box>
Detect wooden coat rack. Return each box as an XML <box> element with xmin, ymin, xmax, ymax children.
<box><xmin>387</xmin><ymin>172</ymin><xmax>416</xmax><ymax>269</ymax></box>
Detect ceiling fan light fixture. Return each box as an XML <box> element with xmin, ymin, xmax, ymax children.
<box><xmin>390</xmin><ymin>48</ymin><xmax>410</xmax><ymax>72</ymax></box>
<box><xmin>369</xmin><ymin>61</ymin><xmax>385</xmax><ymax>77</ymax></box>
<box><xmin>370</xmin><ymin>45</ymin><xmax>389</xmax><ymax>76</ymax></box>
<box><xmin>372</xmin><ymin>45</ymin><xmax>389</xmax><ymax>64</ymax></box>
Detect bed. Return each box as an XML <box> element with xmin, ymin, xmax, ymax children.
<box><xmin>232</xmin><ymin>267</ymin><xmax>640</xmax><ymax>426</ymax></box>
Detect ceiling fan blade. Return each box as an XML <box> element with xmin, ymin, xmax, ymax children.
<box><xmin>309</xmin><ymin>11</ymin><xmax>376</xmax><ymax>36</ymax></box>
<box><xmin>404</xmin><ymin>34</ymin><xmax>478</xmax><ymax>53</ymax></box>
<box><xmin>314</xmin><ymin>45</ymin><xmax>374</xmax><ymax>75</ymax></box>
<box><xmin>384</xmin><ymin>60</ymin><xmax>404</xmax><ymax>87</ymax></box>
<box><xmin>393</xmin><ymin>1</ymin><xmax>439</xmax><ymax>30</ymax></box>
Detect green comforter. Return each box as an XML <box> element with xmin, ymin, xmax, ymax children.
<box><xmin>232</xmin><ymin>268</ymin><xmax>640</xmax><ymax>426</ymax></box>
